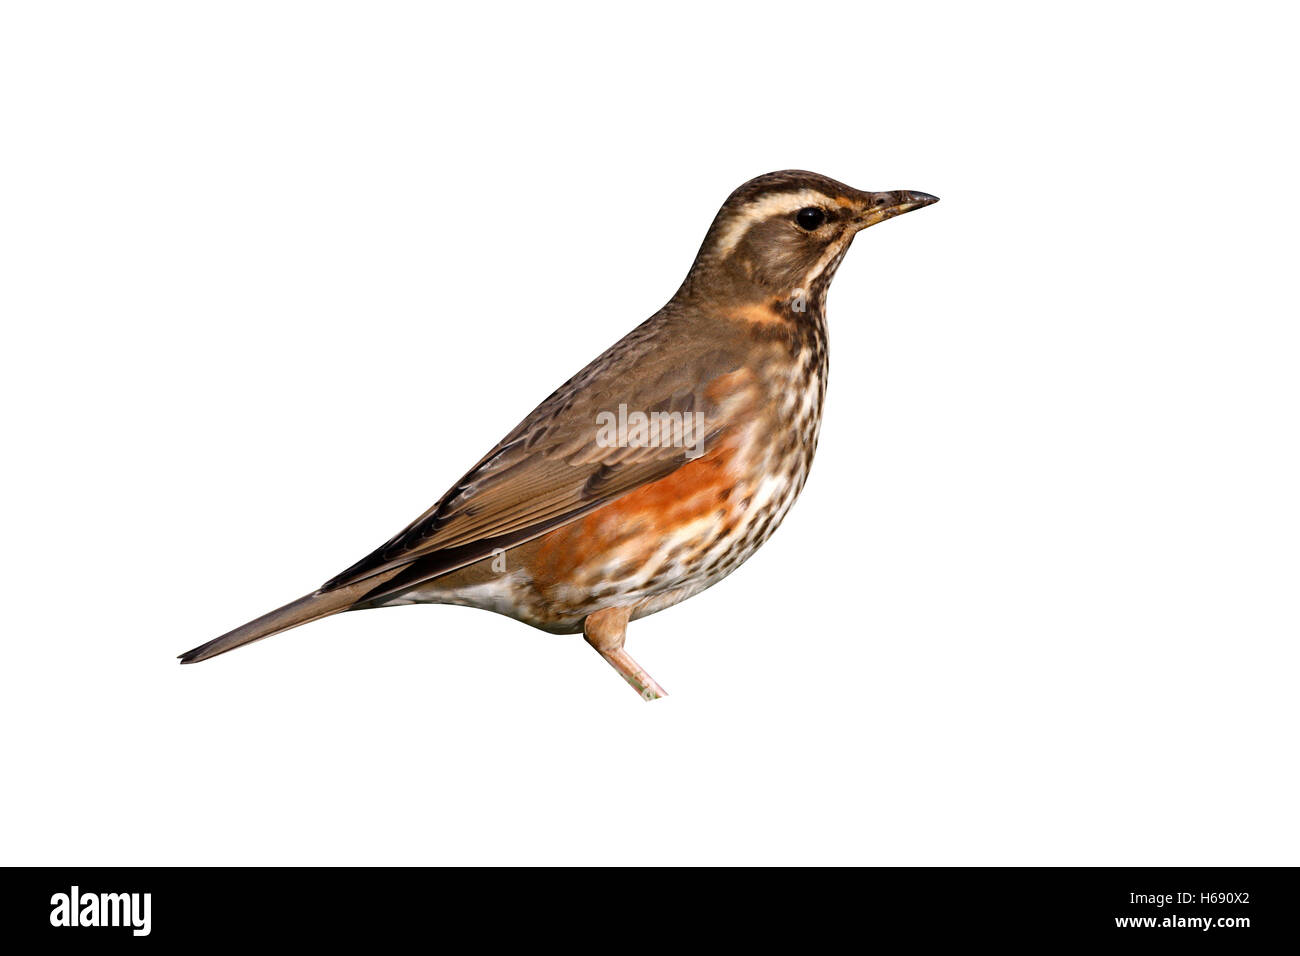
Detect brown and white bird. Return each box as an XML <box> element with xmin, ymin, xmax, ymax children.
<box><xmin>179</xmin><ymin>170</ymin><xmax>938</xmax><ymax>699</ymax></box>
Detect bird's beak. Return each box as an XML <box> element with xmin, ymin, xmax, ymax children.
<box><xmin>855</xmin><ymin>190</ymin><xmax>940</xmax><ymax>230</ymax></box>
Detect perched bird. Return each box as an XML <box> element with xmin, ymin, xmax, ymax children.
<box><xmin>179</xmin><ymin>170</ymin><xmax>938</xmax><ymax>699</ymax></box>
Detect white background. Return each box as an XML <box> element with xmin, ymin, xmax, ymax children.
<box><xmin>2</xmin><ymin>1</ymin><xmax>1296</xmax><ymax>866</ymax></box>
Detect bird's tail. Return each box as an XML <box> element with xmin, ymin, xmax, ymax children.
<box><xmin>177</xmin><ymin>580</ymin><xmax>375</xmax><ymax>664</ymax></box>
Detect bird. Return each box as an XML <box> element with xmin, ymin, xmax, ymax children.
<box><xmin>179</xmin><ymin>170</ymin><xmax>938</xmax><ymax>699</ymax></box>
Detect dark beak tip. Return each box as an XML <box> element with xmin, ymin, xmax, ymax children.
<box><xmin>909</xmin><ymin>191</ymin><xmax>940</xmax><ymax>207</ymax></box>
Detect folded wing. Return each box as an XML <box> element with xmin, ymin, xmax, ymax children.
<box><xmin>322</xmin><ymin>316</ymin><xmax>749</xmax><ymax>602</ymax></box>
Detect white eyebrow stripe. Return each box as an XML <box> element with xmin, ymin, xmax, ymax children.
<box><xmin>714</xmin><ymin>189</ymin><xmax>835</xmax><ymax>257</ymax></box>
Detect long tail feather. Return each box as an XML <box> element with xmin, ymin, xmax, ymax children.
<box><xmin>178</xmin><ymin>582</ymin><xmax>373</xmax><ymax>664</ymax></box>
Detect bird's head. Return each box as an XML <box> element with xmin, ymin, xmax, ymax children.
<box><xmin>685</xmin><ymin>170</ymin><xmax>938</xmax><ymax>310</ymax></box>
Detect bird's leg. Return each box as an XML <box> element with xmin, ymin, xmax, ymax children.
<box><xmin>583</xmin><ymin>606</ymin><xmax>667</xmax><ymax>701</ymax></box>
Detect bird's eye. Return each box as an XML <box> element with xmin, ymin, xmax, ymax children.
<box><xmin>795</xmin><ymin>207</ymin><xmax>826</xmax><ymax>230</ymax></box>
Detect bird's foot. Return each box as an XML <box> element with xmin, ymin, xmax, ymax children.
<box><xmin>583</xmin><ymin>606</ymin><xmax>668</xmax><ymax>701</ymax></box>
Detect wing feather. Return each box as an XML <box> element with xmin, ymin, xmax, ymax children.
<box><xmin>321</xmin><ymin>317</ymin><xmax>750</xmax><ymax>593</ymax></box>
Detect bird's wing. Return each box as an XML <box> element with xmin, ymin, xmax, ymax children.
<box><xmin>322</xmin><ymin>317</ymin><xmax>751</xmax><ymax>597</ymax></box>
